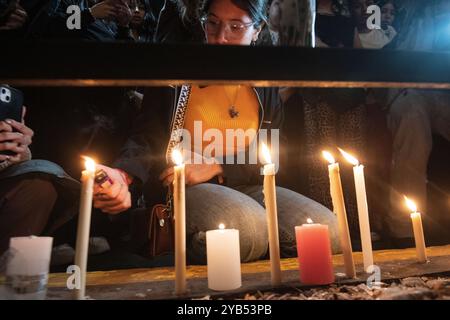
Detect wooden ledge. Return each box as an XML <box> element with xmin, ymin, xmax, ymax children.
<box><xmin>44</xmin><ymin>245</ymin><xmax>450</xmax><ymax>300</ymax></box>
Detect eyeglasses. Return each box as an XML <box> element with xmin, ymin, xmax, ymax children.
<box><xmin>200</xmin><ymin>16</ymin><xmax>255</xmax><ymax>40</ymax></box>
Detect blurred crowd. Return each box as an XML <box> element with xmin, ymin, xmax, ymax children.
<box><xmin>1</xmin><ymin>0</ymin><xmax>449</xmax><ymax>50</ymax></box>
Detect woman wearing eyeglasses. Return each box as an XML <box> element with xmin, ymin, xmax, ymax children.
<box><xmin>127</xmin><ymin>0</ymin><xmax>340</xmax><ymax>264</ymax></box>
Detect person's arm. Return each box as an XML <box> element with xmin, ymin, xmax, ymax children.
<box><xmin>44</xmin><ymin>0</ymin><xmax>115</xmax><ymax>38</ymax></box>
<box><xmin>114</xmin><ymin>0</ymin><xmax>134</xmax><ymax>40</ymax></box>
<box><xmin>113</xmin><ymin>86</ymin><xmax>170</xmax><ymax>185</ymax></box>
<box><xmin>93</xmin><ymin>86</ymin><xmax>171</xmax><ymax>214</ymax></box>
<box><xmin>0</xmin><ymin>2</ymin><xmax>27</xmax><ymax>31</ymax></box>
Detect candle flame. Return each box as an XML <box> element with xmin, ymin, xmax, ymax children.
<box><xmin>404</xmin><ymin>196</ymin><xmax>417</xmax><ymax>213</ymax></box>
<box><xmin>172</xmin><ymin>149</ymin><xmax>183</xmax><ymax>166</ymax></box>
<box><xmin>219</xmin><ymin>223</ymin><xmax>225</xmax><ymax>230</ymax></box>
<box><xmin>307</xmin><ymin>218</ymin><xmax>313</xmax><ymax>224</ymax></box>
<box><xmin>82</xmin><ymin>156</ymin><xmax>96</xmax><ymax>173</ymax></box>
<box><xmin>338</xmin><ymin>148</ymin><xmax>359</xmax><ymax>166</ymax></box>
<box><xmin>322</xmin><ymin>151</ymin><xmax>335</xmax><ymax>164</ymax></box>
<box><xmin>261</xmin><ymin>142</ymin><xmax>272</xmax><ymax>164</ymax></box>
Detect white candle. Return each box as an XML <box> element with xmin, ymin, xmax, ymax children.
<box><xmin>322</xmin><ymin>151</ymin><xmax>356</xmax><ymax>278</ymax></box>
<box><xmin>339</xmin><ymin>148</ymin><xmax>374</xmax><ymax>273</ymax></box>
<box><xmin>261</xmin><ymin>142</ymin><xmax>282</xmax><ymax>286</ymax></box>
<box><xmin>6</xmin><ymin>236</ymin><xmax>53</xmax><ymax>299</ymax></box>
<box><xmin>405</xmin><ymin>196</ymin><xmax>428</xmax><ymax>263</ymax></box>
<box><xmin>206</xmin><ymin>224</ymin><xmax>241</xmax><ymax>291</ymax></box>
<box><xmin>74</xmin><ymin>156</ymin><xmax>95</xmax><ymax>300</ymax></box>
<box><xmin>172</xmin><ymin>149</ymin><xmax>187</xmax><ymax>295</ymax></box>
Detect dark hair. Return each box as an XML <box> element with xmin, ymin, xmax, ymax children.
<box><xmin>172</xmin><ymin>0</ymin><xmax>201</xmax><ymax>25</ymax></box>
<box><xmin>201</xmin><ymin>0</ymin><xmax>268</xmax><ymax>27</ymax></box>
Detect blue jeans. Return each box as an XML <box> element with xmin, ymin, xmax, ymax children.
<box><xmin>186</xmin><ymin>183</ymin><xmax>340</xmax><ymax>264</ymax></box>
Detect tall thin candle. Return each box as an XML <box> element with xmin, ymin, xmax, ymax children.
<box><xmin>172</xmin><ymin>149</ymin><xmax>187</xmax><ymax>295</ymax></box>
<box><xmin>322</xmin><ymin>151</ymin><xmax>356</xmax><ymax>278</ymax></box>
<box><xmin>74</xmin><ymin>156</ymin><xmax>95</xmax><ymax>300</ymax></box>
<box><xmin>339</xmin><ymin>148</ymin><xmax>374</xmax><ymax>273</ymax></box>
<box><xmin>405</xmin><ymin>196</ymin><xmax>427</xmax><ymax>263</ymax></box>
<box><xmin>261</xmin><ymin>142</ymin><xmax>282</xmax><ymax>286</ymax></box>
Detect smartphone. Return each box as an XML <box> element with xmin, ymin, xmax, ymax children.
<box><xmin>0</xmin><ymin>84</ymin><xmax>23</xmax><ymax>155</ymax></box>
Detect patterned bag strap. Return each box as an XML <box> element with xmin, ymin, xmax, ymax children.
<box><xmin>165</xmin><ymin>84</ymin><xmax>192</xmax><ymax>163</ymax></box>
<box><xmin>163</xmin><ymin>85</ymin><xmax>192</xmax><ymax>214</ymax></box>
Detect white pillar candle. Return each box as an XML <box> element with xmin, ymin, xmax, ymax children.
<box><xmin>261</xmin><ymin>142</ymin><xmax>282</xmax><ymax>286</ymax></box>
<box><xmin>405</xmin><ymin>196</ymin><xmax>428</xmax><ymax>263</ymax></box>
<box><xmin>172</xmin><ymin>149</ymin><xmax>187</xmax><ymax>295</ymax></box>
<box><xmin>322</xmin><ymin>151</ymin><xmax>356</xmax><ymax>278</ymax></box>
<box><xmin>6</xmin><ymin>236</ymin><xmax>53</xmax><ymax>300</ymax></box>
<box><xmin>339</xmin><ymin>148</ymin><xmax>374</xmax><ymax>273</ymax></box>
<box><xmin>206</xmin><ymin>224</ymin><xmax>241</xmax><ymax>291</ymax></box>
<box><xmin>74</xmin><ymin>156</ymin><xmax>96</xmax><ymax>300</ymax></box>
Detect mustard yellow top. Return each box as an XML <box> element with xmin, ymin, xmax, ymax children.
<box><xmin>183</xmin><ymin>85</ymin><xmax>259</xmax><ymax>157</ymax></box>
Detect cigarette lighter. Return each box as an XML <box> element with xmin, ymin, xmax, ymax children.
<box><xmin>94</xmin><ymin>169</ymin><xmax>114</xmax><ymax>189</ymax></box>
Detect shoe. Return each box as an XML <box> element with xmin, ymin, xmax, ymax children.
<box><xmin>88</xmin><ymin>237</ymin><xmax>110</xmax><ymax>255</ymax></box>
<box><xmin>51</xmin><ymin>244</ymin><xmax>75</xmax><ymax>266</ymax></box>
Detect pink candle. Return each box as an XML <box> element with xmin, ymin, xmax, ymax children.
<box><xmin>295</xmin><ymin>219</ymin><xmax>335</xmax><ymax>285</ymax></box>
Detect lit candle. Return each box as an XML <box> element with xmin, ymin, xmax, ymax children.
<box><xmin>295</xmin><ymin>219</ymin><xmax>335</xmax><ymax>285</ymax></box>
<box><xmin>6</xmin><ymin>236</ymin><xmax>53</xmax><ymax>300</ymax></box>
<box><xmin>322</xmin><ymin>151</ymin><xmax>356</xmax><ymax>278</ymax></box>
<box><xmin>404</xmin><ymin>196</ymin><xmax>428</xmax><ymax>263</ymax></box>
<box><xmin>172</xmin><ymin>149</ymin><xmax>187</xmax><ymax>295</ymax></box>
<box><xmin>206</xmin><ymin>224</ymin><xmax>241</xmax><ymax>291</ymax></box>
<box><xmin>339</xmin><ymin>148</ymin><xmax>374</xmax><ymax>273</ymax></box>
<box><xmin>74</xmin><ymin>156</ymin><xmax>96</xmax><ymax>300</ymax></box>
<box><xmin>261</xmin><ymin>142</ymin><xmax>282</xmax><ymax>286</ymax></box>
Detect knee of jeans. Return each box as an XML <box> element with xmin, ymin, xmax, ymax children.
<box><xmin>186</xmin><ymin>183</ymin><xmax>268</xmax><ymax>264</ymax></box>
<box><xmin>238</xmin><ymin>207</ymin><xmax>268</xmax><ymax>263</ymax></box>
<box><xmin>274</xmin><ymin>187</ymin><xmax>341</xmax><ymax>255</ymax></box>
<box><xmin>189</xmin><ymin>206</ymin><xmax>268</xmax><ymax>264</ymax></box>
<box><xmin>187</xmin><ymin>213</ymin><xmax>268</xmax><ymax>265</ymax></box>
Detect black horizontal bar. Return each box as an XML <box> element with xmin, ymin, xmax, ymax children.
<box><xmin>2</xmin><ymin>40</ymin><xmax>450</xmax><ymax>88</ymax></box>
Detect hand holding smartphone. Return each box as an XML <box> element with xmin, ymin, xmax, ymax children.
<box><xmin>0</xmin><ymin>84</ymin><xmax>24</xmax><ymax>156</ymax></box>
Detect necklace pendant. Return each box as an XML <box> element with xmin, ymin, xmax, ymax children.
<box><xmin>229</xmin><ymin>105</ymin><xmax>239</xmax><ymax>118</ymax></box>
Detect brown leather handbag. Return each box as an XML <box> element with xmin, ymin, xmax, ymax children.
<box><xmin>147</xmin><ymin>85</ymin><xmax>191</xmax><ymax>258</ymax></box>
<box><xmin>148</xmin><ymin>201</ymin><xmax>174</xmax><ymax>257</ymax></box>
